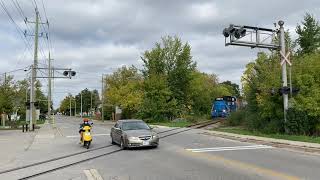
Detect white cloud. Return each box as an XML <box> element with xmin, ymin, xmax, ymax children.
<box><xmin>0</xmin><ymin>0</ymin><xmax>319</xmax><ymax>107</ymax></box>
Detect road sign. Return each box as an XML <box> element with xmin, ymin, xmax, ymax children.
<box><xmin>280</xmin><ymin>51</ymin><xmax>292</xmax><ymax>66</ymax></box>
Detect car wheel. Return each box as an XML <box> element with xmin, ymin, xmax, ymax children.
<box><xmin>120</xmin><ymin>138</ymin><xmax>126</xmax><ymax>150</ymax></box>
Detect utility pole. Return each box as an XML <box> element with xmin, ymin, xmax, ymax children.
<box><xmin>279</xmin><ymin>21</ymin><xmax>288</xmax><ymax>126</ymax></box>
<box><xmin>4</xmin><ymin>72</ymin><xmax>6</xmax><ymax>85</ymax></box>
<box><xmin>2</xmin><ymin>73</ymin><xmax>6</xmax><ymax>127</ymax></box>
<box><xmin>90</xmin><ymin>91</ymin><xmax>93</xmax><ymax>118</ymax></box>
<box><xmin>80</xmin><ymin>92</ymin><xmax>83</xmax><ymax>118</ymax></box>
<box><xmin>28</xmin><ymin>8</ymin><xmax>40</xmax><ymax>131</ymax></box>
<box><xmin>74</xmin><ymin>98</ymin><xmax>77</xmax><ymax>116</ymax></box>
<box><xmin>69</xmin><ymin>95</ymin><xmax>72</xmax><ymax>117</ymax></box>
<box><xmin>101</xmin><ymin>74</ymin><xmax>104</xmax><ymax>122</ymax></box>
<box><xmin>48</xmin><ymin>52</ymin><xmax>52</xmax><ymax>123</ymax></box>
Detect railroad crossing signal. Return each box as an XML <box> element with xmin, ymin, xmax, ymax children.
<box><xmin>223</xmin><ymin>25</ymin><xmax>246</xmax><ymax>39</ymax></box>
<box><xmin>63</xmin><ymin>70</ymin><xmax>76</xmax><ymax>79</ymax></box>
<box><xmin>280</xmin><ymin>51</ymin><xmax>292</xmax><ymax>66</ymax></box>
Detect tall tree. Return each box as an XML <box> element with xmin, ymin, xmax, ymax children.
<box><xmin>141</xmin><ymin>36</ymin><xmax>196</xmax><ymax>120</ymax></box>
<box><xmin>296</xmin><ymin>13</ymin><xmax>320</xmax><ymax>54</ymax></box>
<box><xmin>104</xmin><ymin>66</ymin><xmax>143</xmax><ymax>118</ymax></box>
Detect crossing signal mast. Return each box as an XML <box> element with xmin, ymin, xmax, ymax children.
<box><xmin>223</xmin><ymin>21</ymin><xmax>293</xmax><ymax>130</ymax></box>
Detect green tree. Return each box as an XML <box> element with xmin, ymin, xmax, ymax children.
<box><xmin>0</xmin><ymin>75</ymin><xmax>15</xmax><ymax>117</ymax></box>
<box><xmin>35</xmin><ymin>81</ymin><xmax>48</xmax><ymax>113</ymax></box>
<box><xmin>141</xmin><ymin>36</ymin><xmax>196</xmax><ymax>119</ymax></box>
<box><xmin>14</xmin><ymin>79</ymin><xmax>29</xmax><ymax>119</ymax></box>
<box><xmin>220</xmin><ymin>80</ymin><xmax>240</xmax><ymax>97</ymax></box>
<box><xmin>296</xmin><ymin>13</ymin><xmax>320</xmax><ymax>54</ymax></box>
<box><xmin>104</xmin><ymin>66</ymin><xmax>143</xmax><ymax>119</ymax></box>
<box><xmin>241</xmin><ymin>52</ymin><xmax>284</xmax><ymax>132</ymax></box>
<box><xmin>75</xmin><ymin>88</ymin><xmax>100</xmax><ymax>115</ymax></box>
<box><xmin>189</xmin><ymin>71</ymin><xmax>233</xmax><ymax>115</ymax></box>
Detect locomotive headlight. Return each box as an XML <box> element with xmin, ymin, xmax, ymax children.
<box><xmin>222</xmin><ymin>109</ymin><xmax>226</xmax><ymax>113</ymax></box>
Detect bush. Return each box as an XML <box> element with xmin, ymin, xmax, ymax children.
<box><xmin>227</xmin><ymin>110</ymin><xmax>246</xmax><ymax>126</ymax></box>
<box><xmin>286</xmin><ymin>108</ymin><xmax>320</xmax><ymax>135</ymax></box>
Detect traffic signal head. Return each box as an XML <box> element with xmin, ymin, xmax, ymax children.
<box><xmin>278</xmin><ymin>86</ymin><xmax>290</xmax><ymax>95</ymax></box>
<box><xmin>71</xmin><ymin>71</ymin><xmax>76</xmax><ymax>76</ymax></box>
<box><xmin>63</xmin><ymin>71</ymin><xmax>69</xmax><ymax>76</ymax></box>
<box><xmin>234</xmin><ymin>27</ymin><xmax>246</xmax><ymax>39</ymax></box>
<box><xmin>223</xmin><ymin>25</ymin><xmax>246</xmax><ymax>39</ymax></box>
<box><xmin>223</xmin><ymin>28</ymin><xmax>230</xmax><ymax>37</ymax></box>
<box><xmin>223</xmin><ymin>25</ymin><xmax>236</xmax><ymax>37</ymax></box>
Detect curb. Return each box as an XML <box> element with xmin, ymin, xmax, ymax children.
<box><xmin>205</xmin><ymin>130</ymin><xmax>320</xmax><ymax>149</ymax></box>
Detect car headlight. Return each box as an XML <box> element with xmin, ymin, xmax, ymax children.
<box><xmin>128</xmin><ymin>137</ymin><xmax>140</xmax><ymax>141</ymax></box>
<box><xmin>152</xmin><ymin>134</ymin><xmax>158</xmax><ymax>139</ymax></box>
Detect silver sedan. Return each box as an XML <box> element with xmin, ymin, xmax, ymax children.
<box><xmin>110</xmin><ymin>119</ymin><xmax>159</xmax><ymax>149</ymax></box>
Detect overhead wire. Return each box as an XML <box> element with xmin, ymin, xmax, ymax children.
<box><xmin>0</xmin><ymin>0</ymin><xmax>33</xmax><ymax>56</ymax></box>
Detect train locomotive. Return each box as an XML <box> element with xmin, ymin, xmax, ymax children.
<box><xmin>211</xmin><ymin>96</ymin><xmax>237</xmax><ymax>118</ymax></box>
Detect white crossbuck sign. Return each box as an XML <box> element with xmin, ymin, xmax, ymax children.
<box><xmin>280</xmin><ymin>51</ymin><xmax>292</xmax><ymax>66</ymax></box>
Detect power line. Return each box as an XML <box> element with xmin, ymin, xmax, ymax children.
<box><xmin>0</xmin><ymin>0</ymin><xmax>33</xmax><ymax>56</ymax></box>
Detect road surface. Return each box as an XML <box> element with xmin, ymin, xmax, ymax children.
<box><xmin>1</xmin><ymin>116</ymin><xmax>320</xmax><ymax>180</ymax></box>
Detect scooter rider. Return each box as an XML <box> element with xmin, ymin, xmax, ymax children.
<box><xmin>79</xmin><ymin>118</ymin><xmax>92</xmax><ymax>142</ymax></box>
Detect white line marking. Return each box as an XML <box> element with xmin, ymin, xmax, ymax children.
<box><xmin>66</xmin><ymin>134</ymin><xmax>110</xmax><ymax>138</ymax></box>
<box><xmin>186</xmin><ymin>145</ymin><xmax>267</xmax><ymax>151</ymax></box>
<box><xmin>90</xmin><ymin>169</ymin><xmax>104</xmax><ymax>180</ymax></box>
<box><xmin>84</xmin><ymin>170</ymin><xmax>95</xmax><ymax>180</ymax></box>
<box><xmin>84</xmin><ymin>169</ymin><xmax>104</xmax><ymax>180</ymax></box>
<box><xmin>186</xmin><ymin>145</ymin><xmax>273</xmax><ymax>152</ymax></box>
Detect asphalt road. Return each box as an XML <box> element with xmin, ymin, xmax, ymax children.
<box><xmin>1</xmin><ymin>116</ymin><xmax>320</xmax><ymax>180</ymax></box>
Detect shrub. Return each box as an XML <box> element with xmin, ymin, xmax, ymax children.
<box><xmin>227</xmin><ymin>110</ymin><xmax>246</xmax><ymax>126</ymax></box>
<box><xmin>286</xmin><ymin>108</ymin><xmax>320</xmax><ymax>135</ymax></box>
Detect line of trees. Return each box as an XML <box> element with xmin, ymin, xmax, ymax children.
<box><xmin>230</xmin><ymin>13</ymin><xmax>320</xmax><ymax>136</ymax></box>
<box><xmin>102</xmin><ymin>36</ymin><xmax>238</xmax><ymax>121</ymax></box>
<box><xmin>59</xmin><ymin>88</ymin><xmax>100</xmax><ymax>116</ymax></box>
<box><xmin>0</xmin><ymin>77</ymin><xmax>48</xmax><ymax>123</ymax></box>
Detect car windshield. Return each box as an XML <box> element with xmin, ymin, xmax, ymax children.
<box><xmin>122</xmin><ymin>121</ymin><xmax>150</xmax><ymax>131</ymax></box>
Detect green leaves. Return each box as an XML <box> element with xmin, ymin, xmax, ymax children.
<box><xmin>140</xmin><ymin>36</ymin><xmax>196</xmax><ymax>120</ymax></box>
<box><xmin>105</xmin><ymin>66</ymin><xmax>143</xmax><ymax>119</ymax></box>
<box><xmin>296</xmin><ymin>13</ymin><xmax>320</xmax><ymax>54</ymax></box>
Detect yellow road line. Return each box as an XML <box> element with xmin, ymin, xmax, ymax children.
<box><xmin>183</xmin><ymin>150</ymin><xmax>301</xmax><ymax>180</ymax></box>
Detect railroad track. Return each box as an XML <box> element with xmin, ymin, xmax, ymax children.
<box><xmin>187</xmin><ymin>118</ymin><xmax>224</xmax><ymax>129</ymax></box>
<box><xmin>0</xmin><ymin>125</ymin><xmax>206</xmax><ymax>180</ymax></box>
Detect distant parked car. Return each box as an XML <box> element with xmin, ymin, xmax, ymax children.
<box><xmin>110</xmin><ymin>119</ymin><xmax>159</xmax><ymax>149</ymax></box>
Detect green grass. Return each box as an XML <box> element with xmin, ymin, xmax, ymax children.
<box><xmin>149</xmin><ymin>121</ymin><xmax>194</xmax><ymax>128</ymax></box>
<box><xmin>215</xmin><ymin>126</ymin><xmax>320</xmax><ymax>144</ymax></box>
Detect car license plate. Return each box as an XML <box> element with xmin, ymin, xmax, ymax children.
<box><xmin>142</xmin><ymin>141</ymin><xmax>149</xmax><ymax>146</ymax></box>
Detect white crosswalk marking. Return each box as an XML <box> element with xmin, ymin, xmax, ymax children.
<box><xmin>186</xmin><ymin>145</ymin><xmax>273</xmax><ymax>152</ymax></box>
